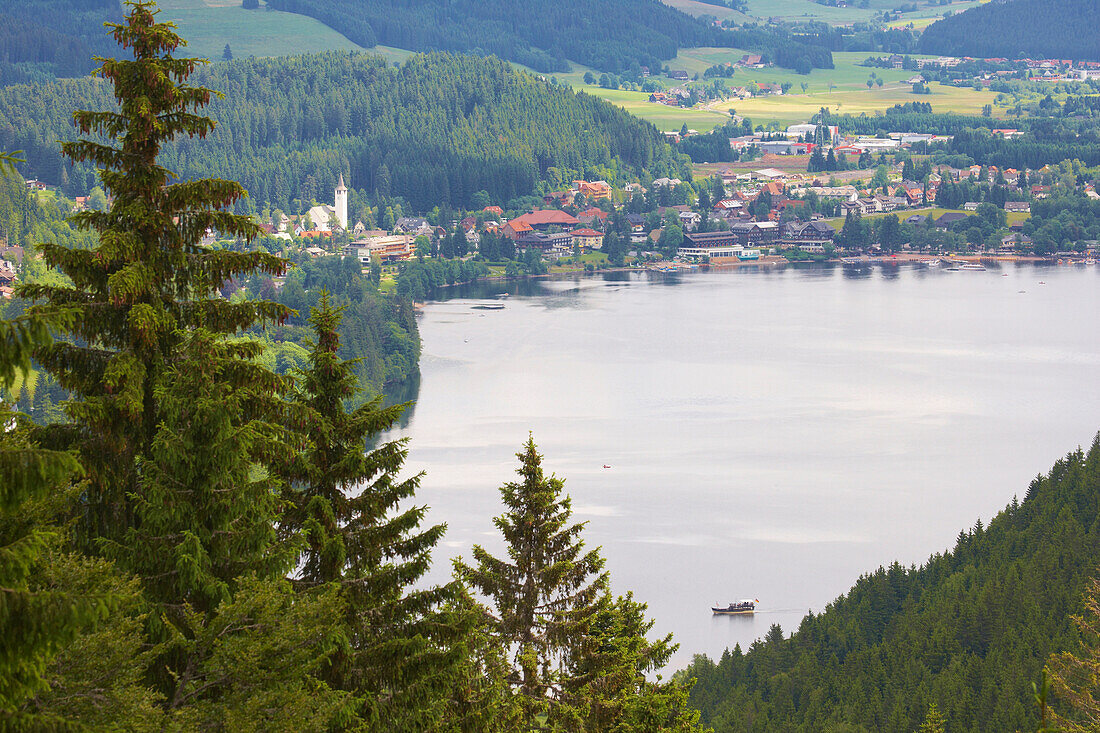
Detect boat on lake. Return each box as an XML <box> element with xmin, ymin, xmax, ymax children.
<box><xmin>712</xmin><ymin>599</ymin><xmax>758</xmax><ymax>615</ymax></box>
<box><xmin>960</xmin><ymin>263</ymin><xmax>987</xmax><ymax>271</ymax></box>
<box><xmin>472</xmin><ymin>301</ymin><xmax>505</xmax><ymax>310</ymax></box>
<box><xmin>924</xmin><ymin>258</ymin><xmax>941</xmax><ymax>268</ymax></box>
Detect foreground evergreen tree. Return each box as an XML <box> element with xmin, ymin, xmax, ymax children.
<box><xmin>456</xmin><ymin>437</ymin><xmax>610</xmax><ymax>724</ymax></box>
<box><xmin>13</xmin><ymin>4</ymin><xmax>352</xmax><ymax>725</ymax></box>
<box><xmin>281</xmin><ymin>291</ymin><xmax>459</xmax><ymax>729</ymax></box>
<box><xmin>21</xmin><ymin>0</ymin><xmax>287</xmax><ymax>551</ymax></box>
<box><xmin>457</xmin><ymin>438</ymin><xmax>705</xmax><ymax>731</ymax></box>
<box><xmin>1048</xmin><ymin>574</ymin><xmax>1100</xmax><ymax>731</ymax></box>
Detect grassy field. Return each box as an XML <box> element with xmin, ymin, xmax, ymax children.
<box><xmin>712</xmin><ymin>82</ymin><xmax>1000</xmax><ymax>127</ymax></box>
<box><xmin>823</xmin><ymin>207</ymin><xmax>1030</xmax><ymax>230</ymax></box>
<box><xmin>157</xmin><ymin>0</ymin><xmax>410</xmax><ymax>64</ymax></box>
<box><xmin>569</xmin><ymin>50</ymin><xmax>1001</xmax><ymax>131</ymax></box>
<box><xmin>660</xmin><ymin>0</ymin><xmax>983</xmax><ymax>24</ymax></box>
<box><xmin>576</xmin><ymin>88</ymin><xmax>732</xmax><ymax>131</ymax></box>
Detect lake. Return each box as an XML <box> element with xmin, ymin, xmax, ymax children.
<box><xmin>389</xmin><ymin>262</ymin><xmax>1100</xmax><ymax>669</ymax></box>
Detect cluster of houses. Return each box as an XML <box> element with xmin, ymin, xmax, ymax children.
<box><xmin>0</xmin><ymin>245</ymin><xmax>22</xmax><ymax>299</ymax></box>
<box><xmin>879</xmin><ymin>54</ymin><xmax>1100</xmax><ymax>83</ymax></box>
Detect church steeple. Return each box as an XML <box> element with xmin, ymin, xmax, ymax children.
<box><xmin>334</xmin><ymin>174</ymin><xmax>348</xmax><ymax>230</ymax></box>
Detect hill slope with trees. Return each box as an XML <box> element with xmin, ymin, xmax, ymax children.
<box><xmin>0</xmin><ymin>51</ymin><xmax>685</xmax><ymax>212</ymax></box>
<box><xmin>683</xmin><ymin>437</ymin><xmax>1100</xmax><ymax>731</ymax></box>
<box><xmin>265</xmin><ymin>0</ymin><xmax>723</xmax><ymax>74</ymax></box>
<box><xmin>0</xmin><ymin>0</ymin><xmax>122</xmax><ymax>80</ymax></box>
<box><xmin>918</xmin><ymin>0</ymin><xmax>1100</xmax><ymax>61</ymax></box>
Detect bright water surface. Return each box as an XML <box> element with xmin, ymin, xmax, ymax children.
<box><xmin>389</xmin><ymin>262</ymin><xmax>1100</xmax><ymax>670</ymax></box>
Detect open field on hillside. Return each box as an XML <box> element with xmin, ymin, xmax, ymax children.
<box><xmin>157</xmin><ymin>0</ymin><xmax>409</xmax><ymax>64</ymax></box>
<box><xmin>711</xmin><ymin>82</ymin><xmax>1000</xmax><ymax>127</ymax></box>
<box><xmin>823</xmin><ymin>206</ymin><xmax>1030</xmax><ymax>230</ymax></box>
<box><xmin>570</xmin><ymin>50</ymin><xmax>1000</xmax><ymax>131</ymax></box>
<box><xmin>661</xmin><ymin>0</ymin><xmax>983</xmax><ymax>24</ymax></box>
<box><xmin>575</xmin><ymin>88</ymin><xmax>733</xmax><ymax>131</ymax></box>
<box><xmin>659</xmin><ymin>0</ymin><xmax>751</xmax><ymax>23</ymax></box>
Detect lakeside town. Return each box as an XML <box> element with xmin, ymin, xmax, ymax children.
<box><xmin>6</xmin><ymin>122</ymin><xmax>1097</xmax><ymax>302</ymax></box>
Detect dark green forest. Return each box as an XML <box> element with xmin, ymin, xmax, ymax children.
<box><xmin>267</xmin><ymin>0</ymin><xmax>721</xmax><ymax>74</ymax></box>
<box><xmin>918</xmin><ymin>0</ymin><xmax>1100</xmax><ymax>60</ymax></box>
<box><xmin>0</xmin><ymin>0</ymin><xmax>121</xmax><ymax>79</ymax></box>
<box><xmin>0</xmin><ymin>51</ymin><xmax>685</xmax><ymax>212</ymax></box>
<box><xmin>683</xmin><ymin>437</ymin><xmax>1100</xmax><ymax>731</ymax></box>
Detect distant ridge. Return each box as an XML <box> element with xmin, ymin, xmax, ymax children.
<box><xmin>918</xmin><ymin>0</ymin><xmax>1100</xmax><ymax>60</ymax></box>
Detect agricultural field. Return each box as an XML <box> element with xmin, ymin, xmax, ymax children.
<box><xmin>660</xmin><ymin>0</ymin><xmax>984</xmax><ymax>25</ymax></box>
<box><xmin>822</xmin><ymin>207</ymin><xmax>1030</xmax><ymax>230</ymax></box>
<box><xmin>712</xmin><ymin>81</ymin><xmax>1000</xmax><ymax>127</ymax></box>
<box><xmin>157</xmin><ymin>0</ymin><xmax>410</xmax><ymax>64</ymax></box>
<box><xmin>576</xmin><ymin>88</ymin><xmax>733</xmax><ymax>131</ymax></box>
<box><xmin>569</xmin><ymin>50</ymin><xmax>1000</xmax><ymax>131</ymax></box>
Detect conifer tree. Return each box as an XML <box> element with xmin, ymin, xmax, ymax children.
<box><xmin>14</xmin><ymin>4</ymin><xmax>352</xmax><ymax>724</ymax></box>
<box><xmin>1048</xmin><ymin>575</ymin><xmax>1100</xmax><ymax>731</ymax></box>
<box><xmin>281</xmin><ymin>291</ymin><xmax>460</xmax><ymax>728</ymax></box>
<box><xmin>563</xmin><ymin>593</ymin><xmax>706</xmax><ymax>731</ymax></box>
<box><xmin>20</xmin><ymin>0</ymin><xmax>289</xmax><ymax>550</ymax></box>
<box><xmin>456</xmin><ymin>436</ymin><xmax>609</xmax><ymax>724</ymax></box>
<box><xmin>0</xmin><ymin>319</ymin><xmax>96</xmax><ymax>725</ymax></box>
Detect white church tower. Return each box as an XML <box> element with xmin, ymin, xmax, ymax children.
<box><xmin>335</xmin><ymin>174</ymin><xmax>348</xmax><ymax>231</ymax></box>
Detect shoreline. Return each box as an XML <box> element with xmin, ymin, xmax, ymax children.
<box><xmin>412</xmin><ymin>253</ymin><xmax>1071</xmax><ymax>304</ymax></box>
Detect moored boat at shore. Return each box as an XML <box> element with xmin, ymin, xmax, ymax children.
<box><xmin>712</xmin><ymin>599</ymin><xmax>758</xmax><ymax>615</ymax></box>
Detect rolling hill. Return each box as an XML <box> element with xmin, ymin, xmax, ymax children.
<box><xmin>918</xmin><ymin>0</ymin><xmax>1100</xmax><ymax>60</ymax></box>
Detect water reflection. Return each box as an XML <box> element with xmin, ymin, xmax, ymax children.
<box><xmin>397</xmin><ymin>264</ymin><xmax>1100</xmax><ymax>669</ymax></box>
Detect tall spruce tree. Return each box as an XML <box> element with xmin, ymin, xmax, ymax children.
<box><xmin>281</xmin><ymin>291</ymin><xmax>460</xmax><ymax>729</ymax></box>
<box><xmin>14</xmin><ymin>4</ymin><xmax>352</xmax><ymax>724</ymax></box>
<box><xmin>20</xmin><ymin>0</ymin><xmax>288</xmax><ymax>550</ymax></box>
<box><xmin>456</xmin><ymin>437</ymin><xmax>609</xmax><ymax>725</ymax></box>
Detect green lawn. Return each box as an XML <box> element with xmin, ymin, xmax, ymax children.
<box><xmin>822</xmin><ymin>207</ymin><xmax>1030</xmax><ymax>231</ymax></box>
<box><xmin>712</xmin><ymin>81</ymin><xmax>1000</xmax><ymax>128</ymax></box>
<box><xmin>158</xmin><ymin>0</ymin><xmax>408</xmax><ymax>64</ymax></box>
<box><xmin>660</xmin><ymin>0</ymin><xmax>983</xmax><ymax>25</ymax></box>
<box><xmin>567</xmin><ymin>49</ymin><xmax>1000</xmax><ymax>131</ymax></box>
<box><xmin>574</xmin><ymin>87</ymin><xmax>731</xmax><ymax>131</ymax></box>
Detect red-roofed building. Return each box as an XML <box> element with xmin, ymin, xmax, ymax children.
<box><xmin>483</xmin><ymin>205</ymin><xmax>504</xmax><ymax>216</ymax></box>
<box><xmin>576</xmin><ymin>207</ymin><xmax>609</xmax><ymax>226</ymax></box>
<box><xmin>509</xmin><ymin>209</ymin><xmax>580</xmax><ymax>231</ymax></box>
<box><xmin>571</xmin><ymin>228</ymin><xmax>604</xmax><ymax>249</ymax></box>
<box><xmin>503</xmin><ymin>219</ymin><xmax>534</xmax><ymax>240</ymax></box>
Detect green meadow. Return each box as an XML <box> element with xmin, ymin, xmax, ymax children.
<box><xmin>660</xmin><ymin>0</ymin><xmax>984</xmax><ymax>25</ymax></box>
<box><xmin>157</xmin><ymin>0</ymin><xmax>410</xmax><ymax>64</ymax></box>
<box><xmin>570</xmin><ymin>50</ymin><xmax>1001</xmax><ymax>130</ymax></box>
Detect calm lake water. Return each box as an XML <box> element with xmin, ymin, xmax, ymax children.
<box><xmin>389</xmin><ymin>262</ymin><xmax>1100</xmax><ymax>670</ymax></box>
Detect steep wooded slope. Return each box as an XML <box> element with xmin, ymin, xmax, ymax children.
<box><xmin>685</xmin><ymin>438</ymin><xmax>1100</xmax><ymax>732</ymax></box>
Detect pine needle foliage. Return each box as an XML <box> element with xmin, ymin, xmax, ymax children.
<box><xmin>0</xmin><ymin>232</ymin><xmax>106</xmax><ymax>726</ymax></box>
<box><xmin>19</xmin><ymin>0</ymin><xmax>289</xmax><ymax>549</ymax></box>
<box><xmin>456</xmin><ymin>436</ymin><xmax>609</xmax><ymax>724</ymax></box>
<box><xmin>281</xmin><ymin>291</ymin><xmax>460</xmax><ymax>728</ymax></box>
<box><xmin>1048</xmin><ymin>574</ymin><xmax>1100</xmax><ymax>731</ymax></box>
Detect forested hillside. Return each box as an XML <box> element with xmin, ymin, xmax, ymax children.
<box><xmin>683</xmin><ymin>438</ymin><xmax>1100</xmax><ymax>731</ymax></box>
<box><xmin>918</xmin><ymin>0</ymin><xmax>1100</xmax><ymax>61</ymax></box>
<box><xmin>0</xmin><ymin>51</ymin><xmax>684</xmax><ymax>212</ymax></box>
<box><xmin>266</xmin><ymin>0</ymin><xmax>721</xmax><ymax>73</ymax></box>
<box><xmin>0</xmin><ymin>0</ymin><xmax>122</xmax><ymax>79</ymax></box>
